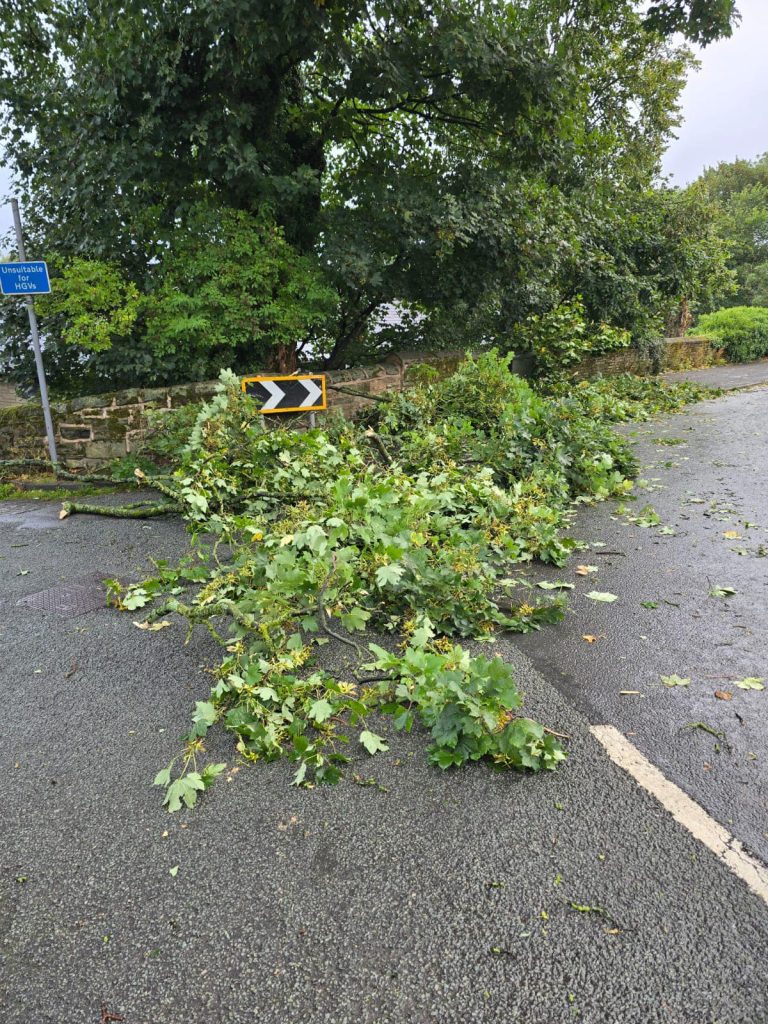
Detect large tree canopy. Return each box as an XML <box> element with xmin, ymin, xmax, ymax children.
<box><xmin>693</xmin><ymin>153</ymin><xmax>768</xmax><ymax>310</ymax></box>
<box><xmin>0</xmin><ymin>0</ymin><xmax>740</xmax><ymax>392</ymax></box>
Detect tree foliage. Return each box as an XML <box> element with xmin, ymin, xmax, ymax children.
<box><xmin>40</xmin><ymin>258</ymin><xmax>141</xmax><ymax>353</ymax></box>
<box><xmin>0</xmin><ymin>0</ymin><xmax>740</xmax><ymax>392</ymax></box>
<box><xmin>695</xmin><ymin>154</ymin><xmax>768</xmax><ymax>309</ymax></box>
<box><xmin>143</xmin><ymin>205</ymin><xmax>337</xmax><ymax>378</ymax></box>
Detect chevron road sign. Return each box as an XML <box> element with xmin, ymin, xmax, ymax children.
<box><xmin>241</xmin><ymin>374</ymin><xmax>327</xmax><ymax>414</ymax></box>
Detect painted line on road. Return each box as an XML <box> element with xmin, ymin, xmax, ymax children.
<box><xmin>590</xmin><ymin>724</ymin><xmax>768</xmax><ymax>906</ymax></box>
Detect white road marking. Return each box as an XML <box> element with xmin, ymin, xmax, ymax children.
<box><xmin>590</xmin><ymin>724</ymin><xmax>768</xmax><ymax>905</ymax></box>
<box><xmin>299</xmin><ymin>379</ymin><xmax>322</xmax><ymax>408</ymax></box>
<box><xmin>261</xmin><ymin>380</ymin><xmax>285</xmax><ymax>411</ymax></box>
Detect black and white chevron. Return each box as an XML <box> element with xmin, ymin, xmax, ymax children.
<box><xmin>243</xmin><ymin>375</ymin><xmax>325</xmax><ymax>414</ymax></box>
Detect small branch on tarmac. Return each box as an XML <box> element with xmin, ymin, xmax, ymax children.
<box><xmin>543</xmin><ymin>726</ymin><xmax>571</xmax><ymax>740</ymax></box>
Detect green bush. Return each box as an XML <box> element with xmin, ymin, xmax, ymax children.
<box><xmin>693</xmin><ymin>307</ymin><xmax>768</xmax><ymax>362</ymax></box>
<box><xmin>135</xmin><ymin>402</ymin><xmax>204</xmax><ymax>465</ymax></box>
<box><xmin>510</xmin><ymin>298</ymin><xmax>630</xmax><ymax>380</ymax></box>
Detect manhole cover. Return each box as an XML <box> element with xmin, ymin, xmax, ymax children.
<box><xmin>17</xmin><ymin>572</ymin><xmax>109</xmax><ymax>617</ymax></box>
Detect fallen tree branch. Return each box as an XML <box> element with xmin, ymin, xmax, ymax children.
<box><xmin>60</xmin><ymin>500</ymin><xmax>178</xmax><ymax>520</ymax></box>
<box><xmin>363</xmin><ymin>430</ymin><xmax>393</xmax><ymax>465</ymax></box>
<box><xmin>317</xmin><ymin>567</ymin><xmax>363</xmax><ymax>657</ymax></box>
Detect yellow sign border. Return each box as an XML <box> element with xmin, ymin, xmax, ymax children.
<box><xmin>241</xmin><ymin>373</ymin><xmax>327</xmax><ymax>414</ymax></box>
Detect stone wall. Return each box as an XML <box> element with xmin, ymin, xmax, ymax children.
<box><xmin>0</xmin><ymin>351</ymin><xmax>464</xmax><ymax>469</ymax></box>
<box><xmin>574</xmin><ymin>337</ymin><xmax>714</xmax><ymax>378</ymax></box>
<box><xmin>0</xmin><ymin>381</ymin><xmax>24</xmax><ymax>410</ymax></box>
<box><xmin>0</xmin><ymin>340</ymin><xmax>715</xmax><ymax>469</ymax></box>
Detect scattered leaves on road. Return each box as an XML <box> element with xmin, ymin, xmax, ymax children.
<box><xmin>733</xmin><ymin>677</ymin><xmax>765</xmax><ymax>691</ymax></box>
<box><xmin>627</xmin><ymin>505</ymin><xmax>661</xmax><ymax>528</ymax></box>
<box><xmin>722</xmin><ymin>531</ymin><xmax>742</xmax><ymax>539</ymax></box>
<box><xmin>575</xmin><ymin>565</ymin><xmax>599</xmax><ymax>575</ymax></box>
<box><xmin>714</xmin><ymin>691</ymin><xmax>733</xmax><ymax>701</ymax></box>
<box><xmin>709</xmin><ymin>586</ymin><xmax>737</xmax><ymax>598</ymax></box>
<box><xmin>134</xmin><ymin>619</ymin><xmax>171</xmax><ymax>631</ymax></box>
<box><xmin>169</xmin><ymin>865</ymin><xmax>179</xmax><ymax>877</ymax></box>
<box><xmin>536</xmin><ymin>581</ymin><xmax>575</xmax><ymax>590</ymax></box>
<box><xmin>582</xmin><ymin>634</ymin><xmax>598</xmax><ymax>643</ymax></box>
<box><xmin>640</xmin><ymin>600</ymin><xmax>658</xmax><ymax>609</ymax></box>
<box><xmin>585</xmin><ymin>591</ymin><xmax>618</xmax><ymax>603</ymax></box>
<box><xmin>661</xmin><ymin>674</ymin><xmax>691</xmax><ymax>687</ymax></box>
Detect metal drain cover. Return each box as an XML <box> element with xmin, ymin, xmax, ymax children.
<box><xmin>17</xmin><ymin>572</ymin><xmax>109</xmax><ymax>617</ymax></box>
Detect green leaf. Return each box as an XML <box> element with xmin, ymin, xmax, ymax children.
<box><xmin>309</xmin><ymin>698</ymin><xmax>334</xmax><ymax>723</ymax></box>
<box><xmin>375</xmin><ymin>563</ymin><xmax>405</xmax><ymax>587</ymax></box>
<box><xmin>640</xmin><ymin>600</ymin><xmax>658</xmax><ymax>609</ymax></box>
<box><xmin>201</xmin><ymin>763</ymin><xmax>227</xmax><ymax>787</ymax></box>
<box><xmin>123</xmin><ymin>589</ymin><xmax>149</xmax><ymax>610</ymax></box>
<box><xmin>661</xmin><ymin>674</ymin><xmax>691</xmax><ymax>687</ymax></box>
<box><xmin>163</xmin><ymin>771</ymin><xmax>205</xmax><ymax>812</ymax></box>
<box><xmin>359</xmin><ymin>730</ymin><xmax>389</xmax><ymax>755</ymax></box>
<box><xmin>340</xmin><ymin>606</ymin><xmax>371</xmax><ymax>632</ymax></box>
<box><xmin>733</xmin><ymin>677</ymin><xmax>765</xmax><ymax>690</ymax></box>
<box><xmin>169</xmin><ymin>865</ymin><xmax>179</xmax><ymax>877</ymax></box>
<box><xmin>191</xmin><ymin>701</ymin><xmax>217</xmax><ymax>737</ymax></box>
<box><xmin>255</xmin><ymin>686</ymin><xmax>279</xmax><ymax>702</ymax></box>
<box><xmin>585</xmin><ymin>591</ymin><xmax>618</xmax><ymax>603</ymax></box>
<box><xmin>410</xmin><ymin>617</ymin><xmax>435</xmax><ymax>648</ymax></box>
<box><xmin>536</xmin><ymin>581</ymin><xmax>574</xmax><ymax>590</ymax></box>
<box><xmin>180</xmin><ymin>773</ymin><xmax>205</xmax><ymax>807</ymax></box>
<box><xmin>709</xmin><ymin>586</ymin><xmax>737</xmax><ymax>598</ymax></box>
<box><xmin>430</xmin><ymin>747</ymin><xmax>464</xmax><ymax>770</ymax></box>
<box><xmin>153</xmin><ymin>766</ymin><xmax>172</xmax><ymax>788</ymax></box>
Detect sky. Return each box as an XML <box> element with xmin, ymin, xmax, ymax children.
<box><xmin>661</xmin><ymin>0</ymin><xmax>768</xmax><ymax>184</ymax></box>
<box><xmin>1</xmin><ymin>1</ymin><xmax>767</xmax><ymax>241</ymax></box>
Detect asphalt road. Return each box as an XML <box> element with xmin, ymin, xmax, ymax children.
<box><xmin>1</xmin><ymin>383</ymin><xmax>768</xmax><ymax>1023</ymax></box>
<box><xmin>513</xmin><ymin>375</ymin><xmax>768</xmax><ymax>867</ymax></box>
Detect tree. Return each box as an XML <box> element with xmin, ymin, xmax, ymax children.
<box><xmin>144</xmin><ymin>205</ymin><xmax>337</xmax><ymax>377</ymax></box>
<box><xmin>563</xmin><ymin>182</ymin><xmax>734</xmax><ymax>344</ymax></box>
<box><xmin>0</xmin><ymin>0</ymin><xmax>740</xmax><ymax>390</ymax></box>
<box><xmin>696</xmin><ymin>154</ymin><xmax>768</xmax><ymax>309</ymax></box>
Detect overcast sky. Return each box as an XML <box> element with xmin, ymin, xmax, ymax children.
<box><xmin>1</xmin><ymin>2</ymin><xmax>766</xmax><ymax>242</ymax></box>
<box><xmin>661</xmin><ymin>0</ymin><xmax>768</xmax><ymax>183</ymax></box>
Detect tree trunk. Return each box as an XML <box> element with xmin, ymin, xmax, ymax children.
<box><xmin>273</xmin><ymin>342</ymin><xmax>298</xmax><ymax>374</ymax></box>
<box><xmin>324</xmin><ymin>300</ymin><xmax>380</xmax><ymax>369</ymax></box>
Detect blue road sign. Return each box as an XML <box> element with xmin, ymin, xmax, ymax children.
<box><xmin>0</xmin><ymin>261</ymin><xmax>51</xmax><ymax>296</ymax></box>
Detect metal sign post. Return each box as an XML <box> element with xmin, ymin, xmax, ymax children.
<box><xmin>6</xmin><ymin>199</ymin><xmax>58</xmax><ymax>466</ymax></box>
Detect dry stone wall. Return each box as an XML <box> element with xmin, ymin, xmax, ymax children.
<box><xmin>0</xmin><ymin>351</ymin><xmax>463</xmax><ymax>468</ymax></box>
<box><xmin>0</xmin><ymin>339</ymin><xmax>714</xmax><ymax>469</ymax></box>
